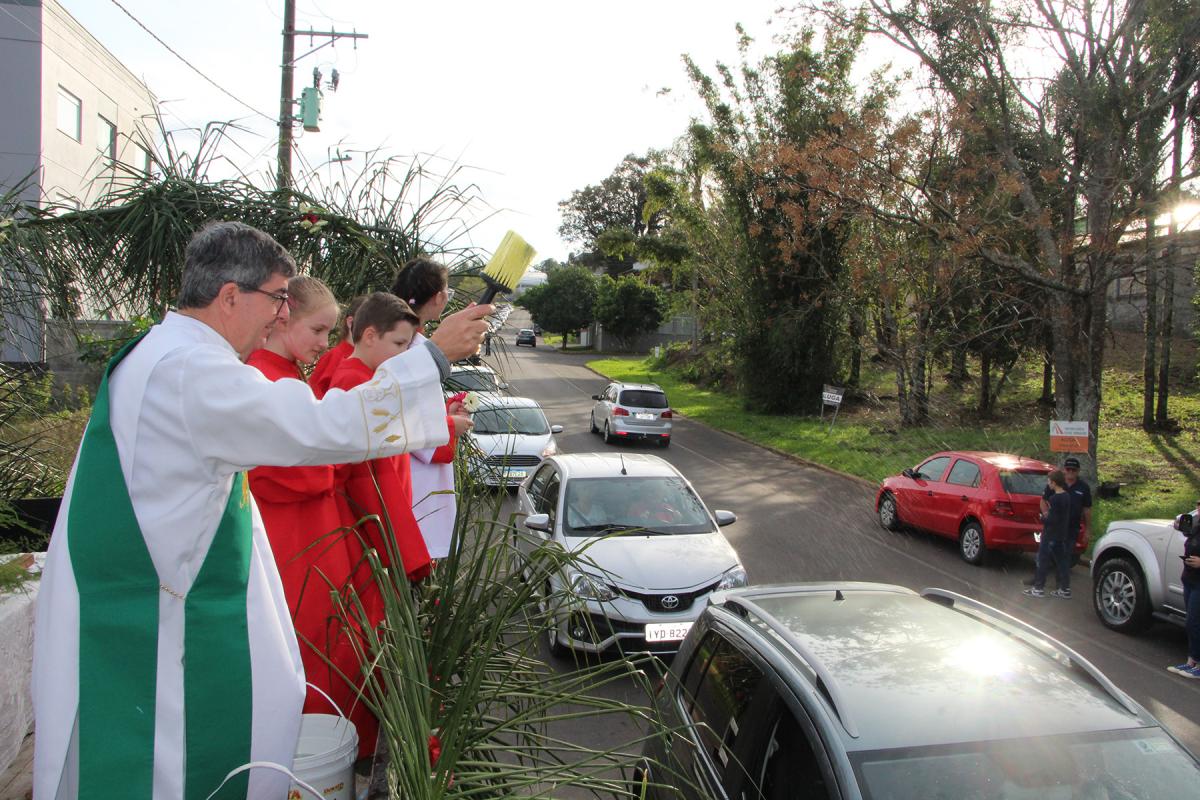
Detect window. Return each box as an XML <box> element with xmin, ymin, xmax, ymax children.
<box><xmin>96</xmin><ymin>116</ymin><xmax>116</xmax><ymax>161</ymax></box>
<box><xmin>946</xmin><ymin>460</ymin><xmax>981</xmax><ymax>488</ymax></box>
<box><xmin>688</xmin><ymin>635</ymin><xmax>763</xmax><ymax>777</ymax></box>
<box><xmin>537</xmin><ymin>474</ymin><xmax>560</xmax><ymax>524</ymax></box>
<box><xmin>999</xmin><ymin>470</ymin><xmax>1050</xmax><ymax>496</ymax></box>
<box><xmin>915</xmin><ymin>456</ymin><xmax>951</xmax><ymax>482</ymax></box>
<box><xmin>528</xmin><ymin>465</ymin><xmax>554</xmax><ymax>506</ymax></box>
<box><xmin>134</xmin><ymin>144</ymin><xmax>152</xmax><ymax>175</ymax></box>
<box><xmin>619</xmin><ymin>390</ymin><xmax>668</xmax><ymax>409</ymax></box>
<box><xmin>56</xmin><ymin>87</ymin><xmax>81</xmax><ymax>141</ymax></box>
<box><xmin>749</xmin><ymin>704</ymin><xmax>833</xmax><ymax>800</ymax></box>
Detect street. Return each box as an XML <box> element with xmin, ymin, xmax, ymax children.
<box><xmin>492</xmin><ymin>310</ymin><xmax>1200</xmax><ymax>759</ymax></box>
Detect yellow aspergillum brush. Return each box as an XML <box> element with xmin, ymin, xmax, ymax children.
<box><xmin>479</xmin><ymin>231</ymin><xmax>535</xmax><ymax>304</ymax></box>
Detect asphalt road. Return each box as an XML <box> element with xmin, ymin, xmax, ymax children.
<box><xmin>489</xmin><ymin>309</ymin><xmax>1200</xmax><ymax>760</ymax></box>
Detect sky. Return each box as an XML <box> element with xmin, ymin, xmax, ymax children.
<box><xmin>56</xmin><ymin>0</ymin><xmax>796</xmax><ymax>263</ymax></box>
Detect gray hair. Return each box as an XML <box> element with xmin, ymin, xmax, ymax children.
<box><xmin>177</xmin><ymin>221</ymin><xmax>297</xmax><ymax>309</ymax></box>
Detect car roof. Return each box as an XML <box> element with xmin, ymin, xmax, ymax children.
<box><xmin>925</xmin><ymin>451</ymin><xmax>1055</xmax><ymax>471</ymax></box>
<box><xmin>476</xmin><ymin>394</ymin><xmax>541</xmax><ymax>410</ymax></box>
<box><xmin>713</xmin><ymin>583</ymin><xmax>1149</xmax><ymax>752</ymax></box>
<box><xmin>548</xmin><ymin>452</ymin><xmax>679</xmax><ymax>480</ymax></box>
<box><xmin>450</xmin><ymin>363</ymin><xmax>498</xmax><ymax>374</ymax></box>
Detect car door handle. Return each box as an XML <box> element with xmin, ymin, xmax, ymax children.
<box><xmin>961</xmin><ymin>495</ymin><xmax>969</xmax><ymax>501</ymax></box>
<box><xmin>927</xmin><ymin>490</ymin><xmax>934</xmax><ymax>496</ymax></box>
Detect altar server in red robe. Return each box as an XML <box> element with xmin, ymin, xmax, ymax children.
<box><xmin>392</xmin><ymin>257</ymin><xmax>462</xmax><ymax>558</ymax></box>
<box><xmin>245</xmin><ymin>276</ymin><xmax>360</xmax><ymax>720</ymax></box>
<box><xmin>309</xmin><ymin>294</ymin><xmax>366</xmax><ymax>398</ymax></box>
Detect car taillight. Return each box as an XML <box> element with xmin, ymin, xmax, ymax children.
<box><xmin>613</xmin><ymin>407</ymin><xmax>630</xmax><ymax>416</ymax></box>
<box><xmin>993</xmin><ymin>501</ymin><xmax>1015</xmax><ymax>517</ymax></box>
<box><xmin>661</xmin><ymin>410</ymin><xmax>673</xmax><ymax>418</ymax></box>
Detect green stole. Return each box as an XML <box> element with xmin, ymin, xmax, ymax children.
<box><xmin>67</xmin><ymin>336</ymin><xmax>255</xmax><ymax>800</ymax></box>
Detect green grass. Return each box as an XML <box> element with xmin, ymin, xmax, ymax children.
<box><xmin>588</xmin><ymin>351</ymin><xmax>1200</xmax><ymax>540</ymax></box>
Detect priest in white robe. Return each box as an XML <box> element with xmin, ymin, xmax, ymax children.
<box><xmin>32</xmin><ymin>221</ymin><xmax>492</xmax><ymax>800</ymax></box>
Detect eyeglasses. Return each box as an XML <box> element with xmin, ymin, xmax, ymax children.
<box><xmin>240</xmin><ymin>285</ymin><xmax>289</xmax><ymax>313</ymax></box>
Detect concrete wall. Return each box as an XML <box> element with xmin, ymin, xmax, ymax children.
<box><xmin>44</xmin><ymin>318</ymin><xmax>127</xmax><ymax>397</ymax></box>
<box><xmin>1108</xmin><ymin>229</ymin><xmax>1200</xmax><ymax>336</ymax></box>
<box><xmin>585</xmin><ymin>314</ymin><xmax>697</xmax><ymax>353</ymax></box>
<box><xmin>0</xmin><ymin>0</ymin><xmax>43</xmax><ymax>208</ymax></box>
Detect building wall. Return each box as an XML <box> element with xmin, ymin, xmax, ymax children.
<box><xmin>38</xmin><ymin>0</ymin><xmax>157</xmax><ymax>208</ymax></box>
<box><xmin>1108</xmin><ymin>229</ymin><xmax>1200</xmax><ymax>336</ymax></box>
<box><xmin>0</xmin><ymin>0</ymin><xmax>43</xmax><ymax>207</ymax></box>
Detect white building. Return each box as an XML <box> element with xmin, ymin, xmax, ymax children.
<box><xmin>0</xmin><ymin>0</ymin><xmax>158</xmax><ymax>360</ymax></box>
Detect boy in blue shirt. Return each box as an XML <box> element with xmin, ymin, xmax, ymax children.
<box><xmin>1024</xmin><ymin>470</ymin><xmax>1073</xmax><ymax>598</ymax></box>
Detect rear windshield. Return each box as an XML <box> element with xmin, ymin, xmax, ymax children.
<box><xmin>999</xmin><ymin>470</ymin><xmax>1048</xmax><ymax>496</ymax></box>
<box><xmin>619</xmin><ymin>390</ymin><xmax>668</xmax><ymax>409</ymax></box>
<box><xmin>446</xmin><ymin>370</ymin><xmax>499</xmax><ymax>393</ymax></box>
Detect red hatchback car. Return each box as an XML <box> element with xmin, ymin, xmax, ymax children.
<box><xmin>875</xmin><ymin>451</ymin><xmax>1089</xmax><ymax>565</ymax></box>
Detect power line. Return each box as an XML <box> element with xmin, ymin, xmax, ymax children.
<box><xmin>106</xmin><ymin>0</ymin><xmax>276</xmax><ymax>123</ymax></box>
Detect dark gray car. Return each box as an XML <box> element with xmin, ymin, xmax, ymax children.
<box><xmin>638</xmin><ymin>582</ymin><xmax>1200</xmax><ymax>799</ymax></box>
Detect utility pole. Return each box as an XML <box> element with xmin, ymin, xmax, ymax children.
<box><xmin>276</xmin><ymin>2</ymin><xmax>367</xmax><ymax>192</ymax></box>
<box><xmin>276</xmin><ymin>0</ymin><xmax>296</xmax><ymax>191</ymax></box>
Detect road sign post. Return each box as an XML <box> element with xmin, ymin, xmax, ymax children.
<box><xmin>821</xmin><ymin>385</ymin><xmax>844</xmax><ymax>431</ymax></box>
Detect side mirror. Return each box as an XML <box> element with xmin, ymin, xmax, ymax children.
<box><xmin>525</xmin><ymin>513</ymin><xmax>552</xmax><ymax>533</ymax></box>
<box><xmin>591</xmin><ymin>395</ymin><xmax>601</xmax><ymax>401</ymax></box>
<box><xmin>550</xmin><ymin>424</ymin><xmax>563</xmax><ymax>434</ymax></box>
<box><xmin>714</xmin><ymin>510</ymin><xmax>737</xmax><ymax>527</ymax></box>
<box><xmin>902</xmin><ymin>467</ymin><xmax>917</xmax><ymax>480</ymax></box>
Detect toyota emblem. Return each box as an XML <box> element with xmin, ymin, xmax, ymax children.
<box><xmin>660</xmin><ymin>595</ymin><xmax>680</xmax><ymax>610</ymax></box>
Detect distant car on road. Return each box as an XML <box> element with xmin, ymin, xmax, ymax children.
<box><xmin>515</xmin><ymin>328</ymin><xmax>537</xmax><ymax>347</ymax></box>
<box><xmin>467</xmin><ymin>395</ymin><xmax>561</xmax><ymax>487</ymax></box>
<box><xmin>637</xmin><ymin>582</ymin><xmax>1200</xmax><ymax>800</ymax></box>
<box><xmin>875</xmin><ymin>451</ymin><xmax>1088</xmax><ymax>565</ymax></box>
<box><xmin>590</xmin><ymin>382</ymin><xmax>673</xmax><ymax>448</ymax></box>
<box><xmin>1091</xmin><ymin>516</ymin><xmax>1191</xmax><ymax>633</ymax></box>
<box><xmin>515</xmin><ymin>452</ymin><xmax>743</xmax><ymax>656</ymax></box>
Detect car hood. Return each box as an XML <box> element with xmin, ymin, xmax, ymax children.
<box><xmin>471</xmin><ymin>431</ymin><xmax>554</xmax><ymax>458</ymax></box>
<box><xmin>1102</xmin><ymin>518</ymin><xmax>1178</xmax><ymax>548</ymax></box>
<box><xmin>565</xmin><ymin>532</ymin><xmax>739</xmax><ymax>591</ymax></box>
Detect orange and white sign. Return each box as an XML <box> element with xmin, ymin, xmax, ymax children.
<box><xmin>1050</xmin><ymin>420</ymin><xmax>1089</xmax><ymax>453</ymax></box>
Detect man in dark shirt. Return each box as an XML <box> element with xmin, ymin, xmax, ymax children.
<box><xmin>1024</xmin><ymin>470</ymin><xmax>1074</xmax><ymax>598</ymax></box>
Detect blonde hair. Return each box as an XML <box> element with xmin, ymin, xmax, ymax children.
<box><xmin>286</xmin><ymin>275</ymin><xmax>337</xmax><ymax>319</ymax></box>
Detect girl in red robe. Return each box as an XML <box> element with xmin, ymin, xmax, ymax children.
<box><xmin>309</xmin><ymin>294</ymin><xmax>366</xmax><ymax>398</ymax></box>
<box><xmin>245</xmin><ymin>276</ymin><xmax>361</xmax><ymax>724</ymax></box>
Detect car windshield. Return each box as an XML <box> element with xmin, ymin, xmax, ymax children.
<box><xmin>999</xmin><ymin>470</ymin><xmax>1048</xmax><ymax>496</ymax></box>
<box><xmin>618</xmin><ymin>390</ymin><xmax>668</xmax><ymax>409</ymax></box>
<box><xmin>853</xmin><ymin>728</ymin><xmax>1200</xmax><ymax>800</ymax></box>
<box><xmin>472</xmin><ymin>407</ymin><xmax>548</xmax><ymax>436</ymax></box>
<box><xmin>446</xmin><ymin>370</ymin><xmax>500</xmax><ymax>392</ymax></box>
<box><xmin>563</xmin><ymin>476</ymin><xmax>712</xmax><ymax>536</ymax></box>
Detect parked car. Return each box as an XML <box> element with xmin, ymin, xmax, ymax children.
<box><xmin>590</xmin><ymin>382</ymin><xmax>673</xmax><ymax>447</ymax></box>
<box><xmin>875</xmin><ymin>450</ymin><xmax>1088</xmax><ymax>565</ymax></box>
<box><xmin>637</xmin><ymin>582</ymin><xmax>1200</xmax><ymax>800</ymax></box>
<box><xmin>515</xmin><ymin>453</ymin><xmax>743</xmax><ymax>656</ymax></box>
<box><xmin>467</xmin><ymin>396</ymin><xmax>561</xmax><ymax>487</ymax></box>
<box><xmin>516</xmin><ymin>328</ymin><xmax>537</xmax><ymax>347</ymax></box>
<box><xmin>445</xmin><ymin>363</ymin><xmax>507</xmax><ymax>395</ymax></box>
<box><xmin>1091</xmin><ymin>516</ymin><xmax>1191</xmax><ymax>633</ymax></box>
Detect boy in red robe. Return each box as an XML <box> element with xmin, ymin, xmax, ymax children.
<box><xmin>245</xmin><ymin>276</ymin><xmax>361</xmax><ymax>724</ymax></box>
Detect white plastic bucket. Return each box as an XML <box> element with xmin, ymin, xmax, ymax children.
<box><xmin>289</xmin><ymin>686</ymin><xmax>359</xmax><ymax>800</ymax></box>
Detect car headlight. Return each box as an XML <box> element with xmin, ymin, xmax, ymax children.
<box><xmin>716</xmin><ymin>565</ymin><xmax>748</xmax><ymax>591</ymax></box>
<box><xmin>541</xmin><ymin>441</ymin><xmax>557</xmax><ymax>458</ymax></box>
<box><xmin>569</xmin><ymin>571</ymin><xmax>616</xmax><ymax>601</ymax></box>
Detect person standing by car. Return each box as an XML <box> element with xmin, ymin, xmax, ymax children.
<box><xmin>1025</xmin><ymin>455</ymin><xmax>1092</xmax><ymax>585</ymax></box>
<box><xmin>1168</xmin><ymin>508</ymin><xmax>1200</xmax><ymax>678</ymax></box>
<box><xmin>1025</xmin><ymin>470</ymin><xmax>1073</xmax><ymax>598</ymax></box>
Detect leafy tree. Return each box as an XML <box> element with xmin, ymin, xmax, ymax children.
<box><xmin>593</xmin><ymin>275</ymin><xmax>666</xmax><ymax>351</ymax></box>
<box><xmin>683</xmin><ymin>24</ymin><xmax>881</xmax><ymax>413</ymax></box>
<box><xmin>514</xmin><ymin>266</ymin><xmax>597</xmax><ymax>349</ymax></box>
<box><xmin>558</xmin><ymin>153</ymin><xmax>669</xmax><ymax>276</ymax></box>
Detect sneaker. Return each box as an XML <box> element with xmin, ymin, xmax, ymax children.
<box><xmin>1179</xmin><ymin>666</ymin><xmax>1200</xmax><ymax>680</ymax></box>
<box><xmin>1050</xmin><ymin>589</ymin><xmax>1072</xmax><ymax>599</ymax></box>
<box><xmin>1023</xmin><ymin>587</ymin><xmax>1045</xmax><ymax>597</ymax></box>
<box><xmin>1167</xmin><ymin>663</ymin><xmax>1195</xmax><ymax>676</ymax></box>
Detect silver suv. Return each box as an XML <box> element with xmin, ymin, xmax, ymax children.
<box><xmin>1091</xmin><ymin>517</ymin><xmax>1190</xmax><ymax>632</ymax></box>
<box><xmin>590</xmin><ymin>381</ymin><xmax>672</xmax><ymax>447</ymax></box>
<box><xmin>638</xmin><ymin>583</ymin><xmax>1200</xmax><ymax>800</ymax></box>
